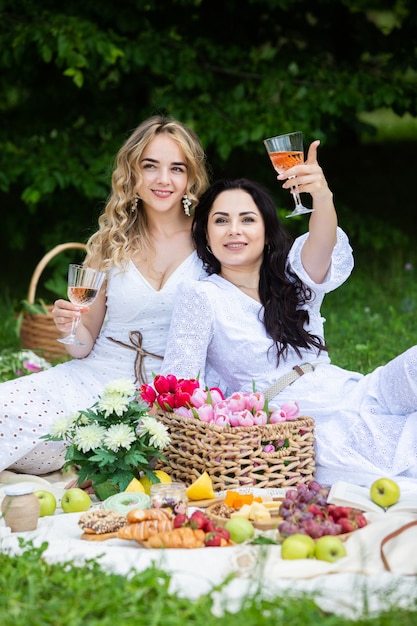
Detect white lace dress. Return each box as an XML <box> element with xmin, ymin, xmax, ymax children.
<box><xmin>162</xmin><ymin>229</ymin><xmax>417</xmax><ymax>487</ymax></box>
<box><xmin>0</xmin><ymin>252</ymin><xmax>205</xmax><ymax>474</ymax></box>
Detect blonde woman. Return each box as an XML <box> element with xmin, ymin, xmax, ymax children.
<box><xmin>0</xmin><ymin>115</ymin><xmax>209</xmax><ymax>474</ymax></box>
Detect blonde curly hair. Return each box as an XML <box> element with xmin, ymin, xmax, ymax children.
<box><xmin>85</xmin><ymin>115</ymin><xmax>209</xmax><ymax>271</ymax></box>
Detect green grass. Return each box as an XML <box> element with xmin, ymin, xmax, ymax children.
<box><xmin>0</xmin><ymin>542</ymin><xmax>416</xmax><ymax>625</ymax></box>
<box><xmin>1</xmin><ymin>256</ymin><xmax>417</xmax><ymax>623</ymax></box>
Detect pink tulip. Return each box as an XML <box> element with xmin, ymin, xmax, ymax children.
<box><xmin>212</xmin><ymin>400</ymin><xmax>229</xmax><ymax>412</ymax></box>
<box><xmin>253</xmin><ymin>410</ymin><xmax>268</xmax><ymax>425</ymax></box>
<box><xmin>214</xmin><ymin>407</ymin><xmax>231</xmax><ymax>423</ymax></box>
<box><xmin>196</xmin><ymin>403</ymin><xmax>214</xmax><ymax>423</ymax></box>
<box><xmin>209</xmin><ymin>387</ymin><xmax>225</xmax><ymax>404</ymax></box>
<box><xmin>280</xmin><ymin>400</ymin><xmax>300</xmax><ymax>420</ymax></box>
<box><xmin>269</xmin><ymin>410</ymin><xmax>286</xmax><ymax>423</ymax></box>
<box><xmin>244</xmin><ymin>391</ymin><xmax>265</xmax><ymax>412</ymax></box>
<box><xmin>173</xmin><ymin>406</ymin><xmax>193</xmax><ymax>418</ymax></box>
<box><xmin>228</xmin><ymin>412</ymin><xmax>243</xmax><ymax>427</ymax></box>
<box><xmin>235</xmin><ymin>409</ymin><xmax>255</xmax><ymax>427</ymax></box>
<box><xmin>190</xmin><ymin>387</ymin><xmax>208</xmax><ymax>408</ymax></box>
<box><xmin>226</xmin><ymin>392</ymin><xmax>246</xmax><ymax>413</ymax></box>
<box><xmin>213</xmin><ymin>414</ymin><xmax>230</xmax><ymax>427</ymax></box>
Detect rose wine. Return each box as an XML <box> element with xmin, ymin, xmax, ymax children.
<box><xmin>68</xmin><ymin>286</ymin><xmax>99</xmax><ymax>306</ymax></box>
<box><xmin>270</xmin><ymin>150</ymin><xmax>303</xmax><ymax>173</ymax></box>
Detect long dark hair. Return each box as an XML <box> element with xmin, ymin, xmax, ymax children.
<box><xmin>192</xmin><ymin>178</ymin><xmax>327</xmax><ymax>363</ymax></box>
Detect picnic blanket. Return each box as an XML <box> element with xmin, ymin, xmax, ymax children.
<box><xmin>1</xmin><ymin>470</ymin><xmax>417</xmax><ymax>619</ymax></box>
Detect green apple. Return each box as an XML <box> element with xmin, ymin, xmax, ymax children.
<box><xmin>370</xmin><ymin>477</ymin><xmax>400</xmax><ymax>509</ymax></box>
<box><xmin>61</xmin><ymin>488</ymin><xmax>91</xmax><ymax>513</ymax></box>
<box><xmin>281</xmin><ymin>533</ymin><xmax>315</xmax><ymax>560</ymax></box>
<box><xmin>224</xmin><ymin>516</ymin><xmax>255</xmax><ymax>543</ymax></box>
<box><xmin>34</xmin><ymin>490</ymin><xmax>57</xmax><ymax>517</ymax></box>
<box><xmin>314</xmin><ymin>535</ymin><xmax>347</xmax><ymax>562</ymax></box>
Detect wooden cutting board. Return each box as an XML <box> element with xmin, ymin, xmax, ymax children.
<box><xmin>187</xmin><ymin>496</ymin><xmax>224</xmax><ymax>508</ymax></box>
<box><xmin>81</xmin><ymin>531</ymin><xmax>119</xmax><ymax>541</ymax></box>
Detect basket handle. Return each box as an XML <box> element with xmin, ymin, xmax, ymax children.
<box><xmin>27</xmin><ymin>242</ymin><xmax>87</xmax><ymax>304</ymax></box>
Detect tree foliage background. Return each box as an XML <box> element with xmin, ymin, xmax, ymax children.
<box><xmin>1</xmin><ymin>0</ymin><xmax>417</xmax><ymax>297</ymax></box>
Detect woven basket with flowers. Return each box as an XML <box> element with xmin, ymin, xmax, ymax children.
<box><xmin>140</xmin><ymin>375</ymin><xmax>315</xmax><ymax>492</ymax></box>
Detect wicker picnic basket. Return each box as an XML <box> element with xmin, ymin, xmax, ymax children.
<box><xmin>154</xmin><ymin>411</ymin><xmax>316</xmax><ymax>491</ymax></box>
<box><xmin>20</xmin><ymin>242</ymin><xmax>87</xmax><ymax>361</ymax></box>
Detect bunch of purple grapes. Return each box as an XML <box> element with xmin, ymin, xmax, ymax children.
<box><xmin>278</xmin><ymin>481</ymin><xmax>342</xmax><ymax>539</ymax></box>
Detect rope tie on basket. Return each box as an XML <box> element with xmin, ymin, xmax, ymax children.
<box><xmin>106</xmin><ymin>330</ymin><xmax>163</xmax><ymax>384</ymax></box>
<box><xmin>264</xmin><ymin>363</ymin><xmax>315</xmax><ymax>401</ymax></box>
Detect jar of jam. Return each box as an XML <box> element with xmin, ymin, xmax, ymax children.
<box><xmin>1</xmin><ymin>482</ymin><xmax>40</xmax><ymax>532</ymax></box>
<box><xmin>150</xmin><ymin>482</ymin><xmax>187</xmax><ymax>516</ymax></box>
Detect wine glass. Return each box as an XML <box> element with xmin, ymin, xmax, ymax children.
<box><xmin>57</xmin><ymin>264</ymin><xmax>106</xmax><ymax>346</ymax></box>
<box><xmin>263</xmin><ymin>131</ymin><xmax>314</xmax><ymax>217</ymax></box>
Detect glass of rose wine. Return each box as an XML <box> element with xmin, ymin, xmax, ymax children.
<box><xmin>57</xmin><ymin>264</ymin><xmax>106</xmax><ymax>346</ymax></box>
<box><xmin>263</xmin><ymin>131</ymin><xmax>314</xmax><ymax>217</ymax></box>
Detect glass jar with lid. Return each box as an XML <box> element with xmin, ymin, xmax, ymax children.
<box><xmin>150</xmin><ymin>482</ymin><xmax>187</xmax><ymax>516</ymax></box>
<box><xmin>1</xmin><ymin>482</ymin><xmax>40</xmax><ymax>532</ymax></box>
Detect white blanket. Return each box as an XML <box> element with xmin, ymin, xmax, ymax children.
<box><xmin>1</xmin><ymin>470</ymin><xmax>417</xmax><ymax>619</ymax></box>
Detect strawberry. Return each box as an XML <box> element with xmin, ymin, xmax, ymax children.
<box><xmin>307</xmin><ymin>504</ymin><xmax>325</xmax><ymax>519</ymax></box>
<box><xmin>203</xmin><ymin>518</ymin><xmax>216</xmax><ymax>533</ymax></box>
<box><xmin>354</xmin><ymin>512</ymin><xmax>368</xmax><ymax>528</ymax></box>
<box><xmin>214</xmin><ymin>526</ymin><xmax>230</xmax><ymax>541</ymax></box>
<box><xmin>327</xmin><ymin>505</ymin><xmax>350</xmax><ymax>521</ymax></box>
<box><xmin>204</xmin><ymin>531</ymin><xmax>222</xmax><ymax>547</ymax></box>
<box><xmin>189</xmin><ymin>510</ymin><xmax>207</xmax><ymax>530</ymax></box>
<box><xmin>173</xmin><ymin>513</ymin><xmax>189</xmax><ymax>528</ymax></box>
<box><xmin>337</xmin><ymin>517</ymin><xmax>357</xmax><ymax>533</ymax></box>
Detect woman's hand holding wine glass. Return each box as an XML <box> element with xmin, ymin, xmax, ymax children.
<box><xmin>56</xmin><ymin>264</ymin><xmax>106</xmax><ymax>346</ymax></box>
<box><xmin>263</xmin><ymin>131</ymin><xmax>314</xmax><ymax>218</ymax></box>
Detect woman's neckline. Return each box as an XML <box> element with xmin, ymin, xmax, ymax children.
<box><xmin>217</xmin><ymin>273</ymin><xmax>261</xmax><ymax>302</ymax></box>
<box><xmin>219</xmin><ymin>272</ymin><xmax>258</xmax><ymax>291</ymax></box>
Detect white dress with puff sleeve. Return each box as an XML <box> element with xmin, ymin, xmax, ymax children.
<box><xmin>0</xmin><ymin>252</ymin><xmax>205</xmax><ymax>474</ymax></box>
<box><xmin>162</xmin><ymin>230</ymin><xmax>417</xmax><ymax>487</ymax></box>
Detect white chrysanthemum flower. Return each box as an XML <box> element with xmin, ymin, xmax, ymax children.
<box><xmin>104</xmin><ymin>379</ymin><xmax>136</xmax><ymax>398</ymax></box>
<box><xmin>73</xmin><ymin>424</ymin><xmax>106</xmax><ymax>453</ymax></box>
<box><xmin>97</xmin><ymin>394</ymin><xmax>129</xmax><ymax>417</ymax></box>
<box><xmin>140</xmin><ymin>416</ymin><xmax>170</xmax><ymax>449</ymax></box>
<box><xmin>103</xmin><ymin>424</ymin><xmax>136</xmax><ymax>452</ymax></box>
<box><xmin>49</xmin><ymin>414</ymin><xmax>79</xmax><ymax>439</ymax></box>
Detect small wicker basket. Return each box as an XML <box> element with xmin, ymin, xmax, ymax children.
<box><xmin>20</xmin><ymin>242</ymin><xmax>87</xmax><ymax>361</ymax></box>
<box><xmin>155</xmin><ymin>411</ymin><xmax>316</xmax><ymax>491</ymax></box>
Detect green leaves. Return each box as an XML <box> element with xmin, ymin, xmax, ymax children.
<box><xmin>0</xmin><ymin>0</ymin><xmax>417</xmax><ymax>266</ymax></box>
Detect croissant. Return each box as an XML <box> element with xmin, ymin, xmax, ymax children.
<box><xmin>147</xmin><ymin>527</ymin><xmax>206</xmax><ymax>549</ymax></box>
<box><xmin>127</xmin><ymin>507</ymin><xmax>173</xmax><ymax>524</ymax></box>
<box><xmin>117</xmin><ymin>518</ymin><xmax>173</xmax><ymax>542</ymax></box>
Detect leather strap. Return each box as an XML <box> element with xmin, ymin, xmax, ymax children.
<box><xmin>107</xmin><ymin>330</ymin><xmax>163</xmax><ymax>385</ymax></box>
<box><xmin>264</xmin><ymin>363</ymin><xmax>315</xmax><ymax>401</ymax></box>
<box><xmin>380</xmin><ymin>520</ymin><xmax>417</xmax><ymax>572</ymax></box>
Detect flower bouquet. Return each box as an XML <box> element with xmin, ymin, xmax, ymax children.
<box><xmin>42</xmin><ymin>379</ymin><xmax>171</xmax><ymax>495</ymax></box>
<box><xmin>140</xmin><ymin>375</ymin><xmax>316</xmax><ymax>491</ymax></box>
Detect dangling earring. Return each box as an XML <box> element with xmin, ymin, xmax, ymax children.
<box><xmin>182</xmin><ymin>194</ymin><xmax>192</xmax><ymax>216</ymax></box>
<box><xmin>206</xmin><ymin>243</ymin><xmax>213</xmax><ymax>254</ymax></box>
<box><xmin>265</xmin><ymin>243</ymin><xmax>271</xmax><ymax>254</ymax></box>
<box><xmin>131</xmin><ymin>194</ymin><xmax>140</xmax><ymax>213</ymax></box>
